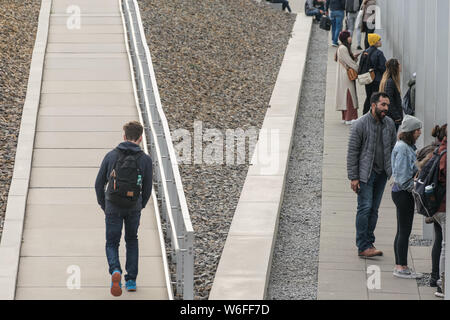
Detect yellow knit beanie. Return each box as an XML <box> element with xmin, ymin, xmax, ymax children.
<box><xmin>368</xmin><ymin>33</ymin><xmax>381</xmax><ymax>47</ymax></box>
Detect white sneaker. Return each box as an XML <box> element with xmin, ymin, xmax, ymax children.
<box><xmin>393</xmin><ymin>267</ymin><xmax>423</xmax><ymax>279</ymax></box>
<box><xmin>345</xmin><ymin>121</ymin><xmax>353</xmax><ymax>125</ymax></box>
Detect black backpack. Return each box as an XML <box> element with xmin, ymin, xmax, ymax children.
<box><xmin>402</xmin><ymin>87</ymin><xmax>414</xmax><ymax>116</ymax></box>
<box><xmin>358</xmin><ymin>47</ymin><xmax>376</xmax><ymax>75</ymax></box>
<box><xmin>412</xmin><ymin>148</ymin><xmax>447</xmax><ymax>217</ymax></box>
<box><xmin>320</xmin><ymin>15</ymin><xmax>331</xmax><ymax>31</ymax></box>
<box><xmin>105</xmin><ymin>149</ymin><xmax>144</xmax><ymax>208</ymax></box>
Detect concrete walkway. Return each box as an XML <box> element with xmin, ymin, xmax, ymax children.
<box><xmin>317</xmin><ymin>42</ymin><xmax>439</xmax><ymax>300</ymax></box>
<box><xmin>10</xmin><ymin>0</ymin><xmax>168</xmax><ymax>299</ymax></box>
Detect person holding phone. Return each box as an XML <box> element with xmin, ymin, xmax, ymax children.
<box><xmin>347</xmin><ymin>92</ymin><xmax>397</xmax><ymax>258</ymax></box>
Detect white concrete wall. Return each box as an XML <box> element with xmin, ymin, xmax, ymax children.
<box><xmin>377</xmin><ymin>0</ymin><xmax>448</xmax><ymax>147</ymax></box>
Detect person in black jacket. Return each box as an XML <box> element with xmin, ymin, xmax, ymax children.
<box><xmin>362</xmin><ymin>33</ymin><xmax>386</xmax><ymax>114</ymax></box>
<box><xmin>379</xmin><ymin>59</ymin><xmax>403</xmax><ymax>131</ymax></box>
<box><xmin>95</xmin><ymin>121</ymin><xmax>153</xmax><ymax>297</ymax></box>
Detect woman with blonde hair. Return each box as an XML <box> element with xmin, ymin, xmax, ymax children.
<box><xmin>335</xmin><ymin>30</ymin><xmax>360</xmax><ymax>124</ymax></box>
<box><xmin>380</xmin><ymin>58</ymin><xmax>403</xmax><ymax>131</ymax></box>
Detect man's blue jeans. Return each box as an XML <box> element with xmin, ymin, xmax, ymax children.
<box><xmin>105</xmin><ymin>209</ymin><xmax>141</xmax><ymax>281</ymax></box>
<box><xmin>330</xmin><ymin>10</ymin><xmax>345</xmax><ymax>45</ymax></box>
<box><xmin>356</xmin><ymin>171</ymin><xmax>388</xmax><ymax>252</ymax></box>
<box><xmin>306</xmin><ymin>8</ymin><xmax>323</xmax><ymax>21</ymax></box>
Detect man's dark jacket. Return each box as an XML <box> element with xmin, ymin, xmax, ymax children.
<box><xmin>326</xmin><ymin>0</ymin><xmax>345</xmax><ymax>11</ymax></box>
<box><xmin>95</xmin><ymin>141</ymin><xmax>153</xmax><ymax>212</ymax></box>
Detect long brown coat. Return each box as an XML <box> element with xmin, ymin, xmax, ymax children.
<box><xmin>335</xmin><ymin>45</ymin><xmax>359</xmax><ymax>111</ymax></box>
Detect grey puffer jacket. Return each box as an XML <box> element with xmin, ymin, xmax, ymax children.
<box><xmin>347</xmin><ymin>112</ymin><xmax>397</xmax><ymax>183</ymax></box>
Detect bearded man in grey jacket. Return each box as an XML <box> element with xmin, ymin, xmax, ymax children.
<box><xmin>347</xmin><ymin>92</ymin><xmax>397</xmax><ymax>258</ymax></box>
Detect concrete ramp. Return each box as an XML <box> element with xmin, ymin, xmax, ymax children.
<box><xmin>1</xmin><ymin>0</ymin><xmax>170</xmax><ymax>300</ymax></box>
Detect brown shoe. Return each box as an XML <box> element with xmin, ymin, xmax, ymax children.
<box><xmin>358</xmin><ymin>247</ymin><xmax>381</xmax><ymax>258</ymax></box>
<box><xmin>370</xmin><ymin>247</ymin><xmax>383</xmax><ymax>256</ymax></box>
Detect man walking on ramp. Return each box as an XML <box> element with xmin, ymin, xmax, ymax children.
<box><xmin>95</xmin><ymin>121</ymin><xmax>153</xmax><ymax>297</ymax></box>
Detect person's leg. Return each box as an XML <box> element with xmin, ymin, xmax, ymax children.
<box><xmin>392</xmin><ymin>191</ymin><xmax>401</xmax><ymax>266</ymax></box>
<box><xmin>105</xmin><ymin>211</ymin><xmax>124</xmax><ymax>275</ymax></box>
<box><xmin>431</xmin><ymin>222</ymin><xmax>443</xmax><ymax>284</ymax></box>
<box><xmin>282</xmin><ymin>0</ymin><xmax>291</xmax><ymax>12</ymax></box>
<box><xmin>435</xmin><ymin>212</ymin><xmax>446</xmax><ymax>292</ymax></box>
<box><xmin>367</xmin><ymin>171</ymin><xmax>388</xmax><ymax>247</ymax></box>
<box><xmin>330</xmin><ymin>11</ymin><xmax>337</xmax><ymax>45</ymax></box>
<box><xmin>363</xmin><ymin>81</ymin><xmax>379</xmax><ymax>114</ymax></box>
<box><xmin>356</xmin><ymin>24</ymin><xmax>362</xmax><ymax>48</ymax></box>
<box><xmin>393</xmin><ymin>191</ymin><xmax>415</xmax><ymax>266</ymax></box>
<box><xmin>124</xmin><ymin>210</ymin><xmax>141</xmax><ymax>282</ymax></box>
<box><xmin>347</xmin><ymin>12</ymin><xmax>357</xmax><ymax>37</ymax></box>
<box><xmin>334</xmin><ymin>11</ymin><xmax>344</xmax><ymax>45</ymax></box>
<box><xmin>356</xmin><ymin>172</ymin><xmax>376</xmax><ymax>253</ymax></box>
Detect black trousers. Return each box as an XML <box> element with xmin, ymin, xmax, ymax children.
<box><xmin>431</xmin><ymin>222</ymin><xmax>443</xmax><ymax>281</ymax></box>
<box><xmin>363</xmin><ymin>80</ymin><xmax>380</xmax><ymax>114</ymax></box>
<box><xmin>392</xmin><ymin>191</ymin><xmax>415</xmax><ymax>266</ymax></box>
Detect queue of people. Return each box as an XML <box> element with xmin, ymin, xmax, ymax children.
<box><xmin>325</xmin><ymin>0</ymin><xmax>449</xmax><ymax>300</ymax></box>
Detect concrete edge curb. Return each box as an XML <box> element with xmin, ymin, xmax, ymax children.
<box><xmin>0</xmin><ymin>0</ymin><xmax>52</xmax><ymax>300</ymax></box>
<box><xmin>209</xmin><ymin>14</ymin><xmax>314</xmax><ymax>300</ymax></box>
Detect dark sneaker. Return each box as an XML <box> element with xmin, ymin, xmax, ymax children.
<box><xmin>125</xmin><ymin>280</ymin><xmax>137</xmax><ymax>292</ymax></box>
<box><xmin>111</xmin><ymin>270</ymin><xmax>122</xmax><ymax>297</ymax></box>
<box><xmin>430</xmin><ymin>277</ymin><xmax>438</xmax><ymax>287</ymax></box>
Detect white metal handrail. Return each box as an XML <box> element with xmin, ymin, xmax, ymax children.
<box><xmin>120</xmin><ymin>0</ymin><xmax>194</xmax><ymax>300</ymax></box>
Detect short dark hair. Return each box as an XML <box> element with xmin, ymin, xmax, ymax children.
<box><xmin>370</xmin><ymin>92</ymin><xmax>390</xmax><ymax>105</ymax></box>
<box><xmin>123</xmin><ymin>121</ymin><xmax>143</xmax><ymax>141</ymax></box>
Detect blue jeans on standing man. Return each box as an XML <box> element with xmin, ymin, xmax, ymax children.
<box><xmin>330</xmin><ymin>10</ymin><xmax>345</xmax><ymax>46</ymax></box>
<box><xmin>356</xmin><ymin>170</ymin><xmax>388</xmax><ymax>253</ymax></box>
<box><xmin>105</xmin><ymin>209</ymin><xmax>141</xmax><ymax>281</ymax></box>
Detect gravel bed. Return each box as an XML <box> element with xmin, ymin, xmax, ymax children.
<box><xmin>266</xmin><ymin>22</ymin><xmax>328</xmax><ymax>300</ymax></box>
<box><xmin>138</xmin><ymin>0</ymin><xmax>296</xmax><ymax>299</ymax></box>
<box><xmin>0</xmin><ymin>0</ymin><xmax>41</xmax><ymax>240</ymax></box>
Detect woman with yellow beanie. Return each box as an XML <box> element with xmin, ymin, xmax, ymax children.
<box><xmin>361</xmin><ymin>33</ymin><xmax>386</xmax><ymax>114</ymax></box>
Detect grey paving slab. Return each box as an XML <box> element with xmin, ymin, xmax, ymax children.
<box><xmin>38</xmin><ymin>106</ymin><xmax>137</xmax><ymax>116</ymax></box>
<box><xmin>48</xmin><ymin>33</ymin><xmax>125</xmax><ymax>43</ymax></box>
<box><xmin>41</xmin><ymin>81</ymin><xmax>132</xmax><ymax>93</ymax></box>
<box><xmin>30</xmin><ymin>167</ymin><xmax>99</xmax><ymax>187</ymax></box>
<box><xmin>47</xmin><ymin>43</ymin><xmax>126</xmax><ymax>53</ymax></box>
<box><xmin>20</xmin><ymin>228</ymin><xmax>162</xmax><ymax>257</ymax></box>
<box><xmin>17</xmin><ymin>256</ymin><xmax>165</xmax><ymax>287</ymax></box>
<box><xmin>45</xmin><ymin>52</ymin><xmax>125</xmax><ymax>59</ymax></box>
<box><xmin>34</xmin><ymin>132</ymin><xmax>123</xmax><ymax>149</ymax></box>
<box><xmin>50</xmin><ymin>26</ymin><xmax>123</xmax><ymax>34</ymax></box>
<box><xmin>44</xmin><ymin>58</ymin><xmax>129</xmax><ymax>69</ymax></box>
<box><xmin>15</xmin><ymin>287</ymin><xmax>167</xmax><ymax>300</ymax></box>
<box><xmin>50</xmin><ymin>15</ymin><xmax>123</xmax><ymax>25</ymax></box>
<box><xmin>52</xmin><ymin>0</ymin><xmax>120</xmax><ymax>14</ymax></box>
<box><xmin>32</xmin><ymin>148</ymin><xmax>110</xmax><ymax>167</ymax></box>
<box><xmin>39</xmin><ymin>93</ymin><xmax>135</xmax><ymax>107</ymax></box>
<box><xmin>37</xmin><ymin>116</ymin><xmax>130</xmax><ymax>131</ymax></box>
<box><xmin>43</xmin><ymin>68</ymin><xmax>131</xmax><ymax>81</ymax></box>
<box><xmin>23</xmin><ymin>202</ymin><xmax>157</xmax><ymax>230</ymax></box>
